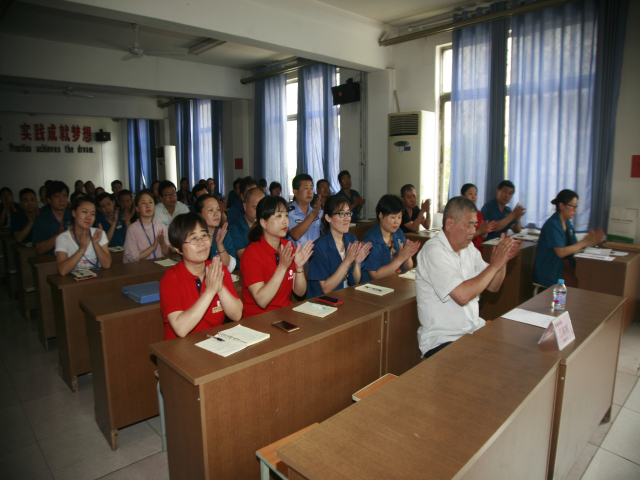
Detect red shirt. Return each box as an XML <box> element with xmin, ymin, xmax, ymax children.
<box><xmin>160</xmin><ymin>259</ymin><xmax>239</xmax><ymax>340</ymax></box>
<box><xmin>240</xmin><ymin>236</ymin><xmax>296</xmax><ymax>318</ymax></box>
<box><xmin>473</xmin><ymin>210</ymin><xmax>484</xmax><ymax>252</ymax></box>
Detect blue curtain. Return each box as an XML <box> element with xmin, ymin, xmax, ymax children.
<box><xmin>508</xmin><ymin>0</ymin><xmax>598</xmax><ymax>229</ymax></box>
<box><xmin>192</xmin><ymin>99</ymin><xmax>213</xmax><ymax>187</ymax></box>
<box><xmin>127</xmin><ymin>119</ymin><xmax>156</xmax><ymax>192</ymax></box>
<box><xmin>175</xmin><ymin>101</ymin><xmax>191</xmax><ymax>185</ymax></box>
<box><xmin>449</xmin><ymin>8</ymin><xmax>493</xmax><ymax>207</ymax></box>
<box><xmin>297</xmin><ymin>63</ymin><xmax>340</xmax><ymax>194</ymax></box>
<box><xmin>254</xmin><ymin>73</ymin><xmax>290</xmax><ymax>200</ymax></box>
<box><xmin>212</xmin><ymin>101</ymin><xmax>225</xmax><ymax>196</ymax></box>
<box><xmin>589</xmin><ymin>0</ymin><xmax>629</xmax><ymax>230</ymax></box>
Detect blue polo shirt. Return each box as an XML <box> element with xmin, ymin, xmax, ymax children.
<box><xmin>208</xmin><ymin>226</ymin><xmax>237</xmax><ymax>264</ymax></box>
<box><xmin>337</xmin><ymin>189</ymin><xmax>361</xmax><ymax>221</ymax></box>
<box><xmin>10</xmin><ymin>209</ymin><xmax>34</xmax><ymax>244</ymax></box>
<box><xmin>361</xmin><ymin>223</ymin><xmax>407</xmax><ymax>283</ymax></box>
<box><xmin>95</xmin><ymin>211</ymin><xmax>127</xmax><ymax>247</ymax></box>
<box><xmin>32</xmin><ymin>208</ymin><xmax>73</xmax><ymax>254</ymax></box>
<box><xmin>227</xmin><ymin>190</ymin><xmax>240</xmax><ymax>209</ymax></box>
<box><xmin>481</xmin><ymin>198</ymin><xmax>515</xmax><ymax>240</ymax></box>
<box><xmin>286</xmin><ymin>201</ymin><xmax>322</xmax><ymax>248</ymax></box>
<box><xmin>307</xmin><ymin>232</ymin><xmax>359</xmax><ymax>299</ymax></box>
<box><xmin>229</xmin><ymin>217</ymin><xmax>251</xmax><ymax>262</ymax></box>
<box><xmin>533</xmin><ymin>212</ymin><xmax>578</xmax><ymax>288</ymax></box>
<box><xmin>227</xmin><ymin>201</ymin><xmax>245</xmax><ymax>225</ymax></box>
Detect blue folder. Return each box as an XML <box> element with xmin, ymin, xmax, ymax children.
<box><xmin>122</xmin><ymin>281</ymin><xmax>160</xmax><ymax>304</ymax></box>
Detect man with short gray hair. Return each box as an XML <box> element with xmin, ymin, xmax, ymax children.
<box><xmin>415</xmin><ymin>196</ymin><xmax>520</xmax><ymax>358</ymax></box>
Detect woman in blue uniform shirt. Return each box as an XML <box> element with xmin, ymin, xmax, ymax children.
<box><xmin>307</xmin><ymin>195</ymin><xmax>372</xmax><ymax>298</ymax></box>
<box><xmin>533</xmin><ymin>190</ymin><xmax>605</xmax><ymax>288</ymax></box>
<box><xmin>361</xmin><ymin>195</ymin><xmax>420</xmax><ymax>283</ymax></box>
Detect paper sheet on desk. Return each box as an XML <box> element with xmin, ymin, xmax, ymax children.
<box><xmin>501</xmin><ymin>308</ymin><xmax>555</xmax><ymax>328</ymax></box>
<box><xmin>155</xmin><ymin>258</ymin><xmax>178</xmax><ymax>267</ymax></box>
<box><xmin>482</xmin><ymin>238</ymin><xmax>501</xmax><ymax>246</ymax></box>
<box><xmin>610</xmin><ymin>251</ymin><xmax>629</xmax><ymax>256</ymax></box>
<box><xmin>575</xmin><ymin>253</ymin><xmax>615</xmax><ymax>261</ymax></box>
<box><xmin>293</xmin><ymin>302</ymin><xmax>337</xmax><ymax>318</ymax></box>
<box><xmin>398</xmin><ymin>270</ymin><xmax>416</xmax><ymax>280</ymax></box>
<box><xmin>355</xmin><ymin>284</ymin><xmax>394</xmax><ymax>296</ymax></box>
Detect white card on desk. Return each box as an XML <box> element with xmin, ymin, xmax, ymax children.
<box><xmin>355</xmin><ymin>284</ymin><xmax>394</xmax><ymax>296</ymax></box>
<box><xmin>502</xmin><ymin>308</ymin><xmax>555</xmax><ymax>328</ymax></box>
<box><xmin>292</xmin><ymin>302</ymin><xmax>337</xmax><ymax>318</ymax></box>
<box><xmin>398</xmin><ymin>270</ymin><xmax>416</xmax><ymax>280</ymax></box>
<box><xmin>538</xmin><ymin>311</ymin><xmax>575</xmax><ymax>350</ymax></box>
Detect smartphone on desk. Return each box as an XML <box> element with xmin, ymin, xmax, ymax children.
<box><xmin>272</xmin><ymin>320</ymin><xmax>299</xmax><ymax>333</ymax></box>
<box><xmin>316</xmin><ymin>295</ymin><xmax>344</xmax><ymax>306</ymax></box>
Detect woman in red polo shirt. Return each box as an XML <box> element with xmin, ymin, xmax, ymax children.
<box><xmin>160</xmin><ymin>212</ymin><xmax>242</xmax><ymax>339</ymax></box>
<box><xmin>240</xmin><ymin>196</ymin><xmax>314</xmax><ymax>317</ymax></box>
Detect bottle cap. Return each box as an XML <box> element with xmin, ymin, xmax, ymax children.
<box><xmin>558</xmin><ymin>279</ymin><xmax>565</xmax><ymax>284</ymax></box>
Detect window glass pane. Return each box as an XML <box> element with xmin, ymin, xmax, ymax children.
<box><xmin>442</xmin><ymin>49</ymin><xmax>452</xmax><ymax>94</ymax></box>
<box><xmin>287</xmin><ymin>120</ymin><xmax>297</xmax><ymax>194</ymax></box>
<box><xmin>286</xmin><ymin>82</ymin><xmax>298</xmax><ymax>116</ymax></box>
<box><xmin>441</xmin><ymin>100</ymin><xmax>451</xmax><ymax>206</ymax></box>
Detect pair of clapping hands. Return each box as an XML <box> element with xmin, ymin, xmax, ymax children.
<box><xmin>489</xmin><ymin>233</ymin><xmax>522</xmax><ymax>269</ymax></box>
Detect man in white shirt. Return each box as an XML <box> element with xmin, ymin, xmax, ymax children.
<box><xmin>415</xmin><ymin>196</ymin><xmax>520</xmax><ymax>359</ymax></box>
<box><xmin>154</xmin><ymin>180</ymin><xmax>190</xmax><ymax>228</ymax></box>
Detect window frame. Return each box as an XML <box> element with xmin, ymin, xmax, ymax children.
<box><xmin>438</xmin><ymin>45</ymin><xmax>452</xmax><ymax>213</ymax></box>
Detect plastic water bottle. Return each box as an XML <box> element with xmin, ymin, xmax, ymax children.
<box><xmin>552</xmin><ymin>279</ymin><xmax>567</xmax><ymax>310</ymax></box>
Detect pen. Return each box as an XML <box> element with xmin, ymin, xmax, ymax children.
<box><xmin>206</xmin><ymin>334</ymin><xmax>224</xmax><ymax>342</ymax></box>
<box><xmin>365</xmin><ymin>285</ymin><xmax>383</xmax><ymax>292</ymax></box>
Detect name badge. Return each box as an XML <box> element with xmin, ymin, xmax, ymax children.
<box><xmin>295</xmin><ymin>219</ymin><xmax>302</xmax><ymax>224</ymax></box>
<box><xmin>211</xmin><ymin>300</ymin><xmax>223</xmax><ymax>314</ymax></box>
<box><xmin>116</xmin><ymin>224</ymin><xmax>123</xmax><ymax>229</ymax></box>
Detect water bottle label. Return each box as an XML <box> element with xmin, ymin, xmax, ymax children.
<box><xmin>553</xmin><ymin>292</ymin><xmax>566</xmax><ymax>308</ymax></box>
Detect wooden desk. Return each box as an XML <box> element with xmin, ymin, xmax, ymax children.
<box><xmin>348</xmin><ymin>221</ymin><xmax>377</xmax><ymax>241</ymax></box>
<box><xmin>150</xmin><ymin>297</ymin><xmax>386</xmax><ymax>480</ymax></box>
<box><xmin>1</xmin><ymin>232</ymin><xmax>19</xmax><ymax>299</ymax></box>
<box><xmin>404</xmin><ymin>229</ymin><xmax>437</xmax><ymax>264</ymax></box>
<box><xmin>48</xmin><ymin>260</ymin><xmax>169</xmax><ymax>392</ymax></box>
<box><xmin>331</xmin><ymin>273</ymin><xmax>421</xmax><ymax>376</ymax></box>
<box><xmin>576</xmin><ymin>250</ymin><xmax>640</xmax><ymax>331</ymax></box>
<box><xmin>81</xmin><ymin>293</ymin><xmax>164</xmax><ymax>450</ymax></box>
<box><xmin>479</xmin><ymin>240</ymin><xmax>537</xmax><ymax>320</ymax></box>
<box><xmin>12</xmin><ymin>243</ymin><xmax>38</xmax><ymax>320</ymax></box>
<box><xmin>474</xmin><ymin>287</ymin><xmax>625</xmax><ymax>479</ymax></box>
<box><xmin>277</xmin><ymin>334</ymin><xmax>560</xmax><ymax>480</ymax></box>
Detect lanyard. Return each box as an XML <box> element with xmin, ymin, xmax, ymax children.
<box><xmin>141</xmin><ymin>221</ymin><xmax>157</xmax><ymax>259</ymax></box>
<box><xmin>72</xmin><ymin>227</ymin><xmax>100</xmax><ymax>269</ymax></box>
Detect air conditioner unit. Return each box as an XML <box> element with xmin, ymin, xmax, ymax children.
<box><xmin>387</xmin><ymin>110</ymin><xmax>436</xmax><ymax>210</ymax></box>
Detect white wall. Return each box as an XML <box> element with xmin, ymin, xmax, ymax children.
<box><xmin>0</xmin><ymin>112</ymin><xmax>127</xmax><ymax>194</ymax></box>
<box><xmin>611</xmin><ymin>0</ymin><xmax>640</xmax><ymax>241</ymax></box>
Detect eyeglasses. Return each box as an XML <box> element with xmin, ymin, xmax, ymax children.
<box><xmin>183</xmin><ymin>232</ymin><xmax>212</xmax><ymax>246</ymax></box>
<box><xmin>331</xmin><ymin>211</ymin><xmax>352</xmax><ymax>218</ymax></box>
<box><xmin>163</xmin><ymin>191</ymin><xmax>178</xmax><ymax>198</ymax></box>
<box><xmin>566</xmin><ymin>204</ymin><xmax>579</xmax><ymax>210</ymax></box>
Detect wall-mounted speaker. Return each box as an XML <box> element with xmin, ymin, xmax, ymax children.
<box><xmin>95</xmin><ymin>129</ymin><xmax>111</xmax><ymax>142</ymax></box>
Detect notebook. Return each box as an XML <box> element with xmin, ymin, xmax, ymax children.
<box><xmin>196</xmin><ymin>324</ymin><xmax>270</xmax><ymax>357</ymax></box>
<box><xmin>293</xmin><ymin>302</ymin><xmax>337</xmax><ymax>318</ymax></box>
<box><xmin>71</xmin><ymin>269</ymin><xmax>97</xmax><ymax>281</ymax></box>
<box><xmin>355</xmin><ymin>284</ymin><xmax>394</xmax><ymax>296</ymax></box>
<box><xmin>122</xmin><ymin>281</ymin><xmax>160</xmax><ymax>304</ymax></box>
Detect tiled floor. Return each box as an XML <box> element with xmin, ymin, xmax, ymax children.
<box><xmin>1</xmin><ymin>281</ymin><xmax>639</xmax><ymax>479</ymax></box>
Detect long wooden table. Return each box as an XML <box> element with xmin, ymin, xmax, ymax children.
<box><xmin>48</xmin><ymin>259</ymin><xmax>169</xmax><ymax>391</ymax></box>
<box><xmin>479</xmin><ymin>240</ymin><xmax>537</xmax><ymax>320</ymax></box>
<box><xmin>474</xmin><ymin>287</ymin><xmax>625</xmax><ymax>479</ymax></box>
<box><xmin>576</xmin><ymin>250</ymin><xmax>640</xmax><ymax>331</ymax></box>
<box><xmin>12</xmin><ymin>242</ymin><xmax>38</xmax><ymax>320</ymax></box>
<box><xmin>277</xmin><ymin>334</ymin><xmax>560</xmax><ymax>480</ymax></box>
<box><xmin>150</xmin><ymin>297</ymin><xmax>387</xmax><ymax>480</ymax></box>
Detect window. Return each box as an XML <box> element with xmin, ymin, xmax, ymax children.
<box><xmin>438</xmin><ymin>46</ymin><xmax>452</xmax><ymax>211</ymax></box>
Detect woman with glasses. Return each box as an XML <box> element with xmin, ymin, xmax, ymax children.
<box><xmin>307</xmin><ymin>195</ymin><xmax>372</xmax><ymax>298</ymax></box>
<box><xmin>361</xmin><ymin>195</ymin><xmax>421</xmax><ymax>282</ymax></box>
<box><xmin>239</xmin><ymin>196</ymin><xmax>314</xmax><ymax>317</ymax></box>
<box><xmin>160</xmin><ymin>212</ymin><xmax>242</xmax><ymax>339</ymax></box>
<box><xmin>533</xmin><ymin>190</ymin><xmax>605</xmax><ymax>288</ymax></box>
<box><xmin>123</xmin><ymin>189</ymin><xmax>171</xmax><ymax>263</ymax></box>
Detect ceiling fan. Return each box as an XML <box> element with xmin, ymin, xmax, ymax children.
<box><xmin>63</xmin><ymin>87</ymin><xmax>94</xmax><ymax>98</ymax></box>
<box><xmin>99</xmin><ymin>23</ymin><xmax>188</xmax><ymax>60</ymax></box>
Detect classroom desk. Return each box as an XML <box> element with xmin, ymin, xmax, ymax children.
<box><xmin>479</xmin><ymin>240</ymin><xmax>537</xmax><ymax>321</ymax></box>
<box><xmin>81</xmin><ymin>293</ymin><xmax>164</xmax><ymax>450</ymax></box>
<box><xmin>277</xmin><ymin>334</ymin><xmax>560</xmax><ymax>480</ymax></box>
<box><xmin>1</xmin><ymin>232</ymin><xmax>19</xmax><ymax>299</ymax></box>
<box><xmin>29</xmin><ymin>251</ymin><xmax>125</xmax><ymax>351</ymax></box>
<box><xmin>12</xmin><ymin>242</ymin><xmax>38</xmax><ymax>320</ymax></box>
<box><xmin>150</xmin><ymin>297</ymin><xmax>386</xmax><ymax>480</ymax></box>
<box><xmin>48</xmin><ymin>259</ymin><xmax>170</xmax><ymax>392</ymax></box>
<box><xmin>474</xmin><ymin>287</ymin><xmax>625</xmax><ymax>480</ymax></box>
<box><xmin>576</xmin><ymin>250</ymin><xmax>640</xmax><ymax>331</ymax></box>
<box><xmin>330</xmin><ymin>273</ymin><xmax>421</xmax><ymax>376</ymax></box>
<box><xmin>404</xmin><ymin>229</ymin><xmax>437</xmax><ymax>265</ymax></box>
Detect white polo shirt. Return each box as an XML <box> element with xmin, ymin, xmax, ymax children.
<box><xmin>154</xmin><ymin>202</ymin><xmax>190</xmax><ymax>228</ymax></box>
<box><xmin>415</xmin><ymin>230</ymin><xmax>488</xmax><ymax>355</ymax></box>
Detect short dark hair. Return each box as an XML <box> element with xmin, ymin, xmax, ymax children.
<box><xmin>46</xmin><ymin>181</ymin><xmax>69</xmax><ymax>200</ymax></box>
<box><xmin>134</xmin><ymin>189</ymin><xmax>155</xmax><ymax>208</ymax></box>
<box><xmin>44</xmin><ymin>180</ymin><xmax>53</xmax><ymax>186</ymax></box>
<box><xmin>180</xmin><ymin>177</ymin><xmax>189</xmax><ymax>185</ymax></box>
<box><xmin>206</xmin><ymin>178</ymin><xmax>215</xmax><ymax>183</ymax></box>
<box><xmin>461</xmin><ymin>183</ymin><xmax>477</xmax><ymax>196</ymax></box>
<box><xmin>199</xmin><ymin>179</ymin><xmax>207</xmax><ymax>184</ymax></box>
<box><xmin>168</xmin><ymin>212</ymin><xmax>209</xmax><ymax>252</ymax></box>
<box><xmin>75</xmin><ymin>180</ymin><xmax>84</xmax><ymax>188</ymax></box>
<box><xmin>118</xmin><ymin>189</ymin><xmax>132</xmax><ymax>201</ymax></box>
<box><xmin>71</xmin><ymin>195</ymin><xmax>96</xmax><ymax>211</ymax></box>
<box><xmin>292</xmin><ymin>174</ymin><xmax>313</xmax><ymax>191</ymax></box>
<box><xmin>443</xmin><ymin>196</ymin><xmax>477</xmax><ymax>223</ymax></box>
<box><xmin>233</xmin><ymin>178</ymin><xmax>242</xmax><ymax>187</ymax></box>
<box><xmin>85</xmin><ymin>180</ymin><xmax>94</xmax><ymax>186</ymax></box>
<box><xmin>321</xmin><ymin>195</ymin><xmax>351</xmax><ymax>233</ymax></box>
<box><xmin>269</xmin><ymin>181</ymin><xmax>281</xmax><ymax>194</ymax></box>
<box><xmin>258</xmin><ymin>178</ymin><xmax>267</xmax><ymax>188</ymax></box>
<box><xmin>239</xmin><ymin>176</ymin><xmax>258</xmax><ymax>196</ymax></box>
<box><xmin>95</xmin><ymin>187</ymin><xmax>105</xmax><ymax>196</ymax></box>
<box><xmin>0</xmin><ymin>187</ymin><xmax>13</xmax><ymax>196</ymax></box>
<box><xmin>194</xmin><ymin>194</ymin><xmax>217</xmax><ymax>214</ymax></box>
<box><xmin>498</xmin><ymin>180</ymin><xmax>515</xmax><ymax>192</ymax></box>
<box><xmin>39</xmin><ymin>185</ymin><xmax>47</xmax><ymax>196</ymax></box>
<box><xmin>338</xmin><ymin>170</ymin><xmax>351</xmax><ymax>183</ymax></box>
<box><xmin>316</xmin><ymin>179</ymin><xmax>330</xmax><ymax>190</ymax></box>
<box><xmin>158</xmin><ymin>180</ymin><xmax>176</xmax><ymax>197</ymax></box>
<box><xmin>70</xmin><ymin>191</ymin><xmax>85</xmax><ymax>203</ymax></box>
<box><xmin>551</xmin><ymin>189</ymin><xmax>579</xmax><ymax>212</ymax></box>
<box><xmin>19</xmin><ymin>188</ymin><xmax>36</xmax><ymax>200</ymax></box>
<box><xmin>400</xmin><ymin>184</ymin><xmax>415</xmax><ymax>197</ymax></box>
<box><xmin>151</xmin><ymin>180</ymin><xmax>160</xmax><ymax>189</ymax></box>
<box><xmin>192</xmin><ymin>183</ymin><xmax>207</xmax><ymax>196</ymax></box>
<box><xmin>248</xmin><ymin>196</ymin><xmax>289</xmax><ymax>243</ymax></box>
<box><xmin>96</xmin><ymin>192</ymin><xmax>115</xmax><ymax>205</ymax></box>
<box><xmin>111</xmin><ymin>180</ymin><xmax>123</xmax><ymax>189</ymax></box>
<box><xmin>376</xmin><ymin>194</ymin><xmax>403</xmax><ymax>218</ymax></box>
